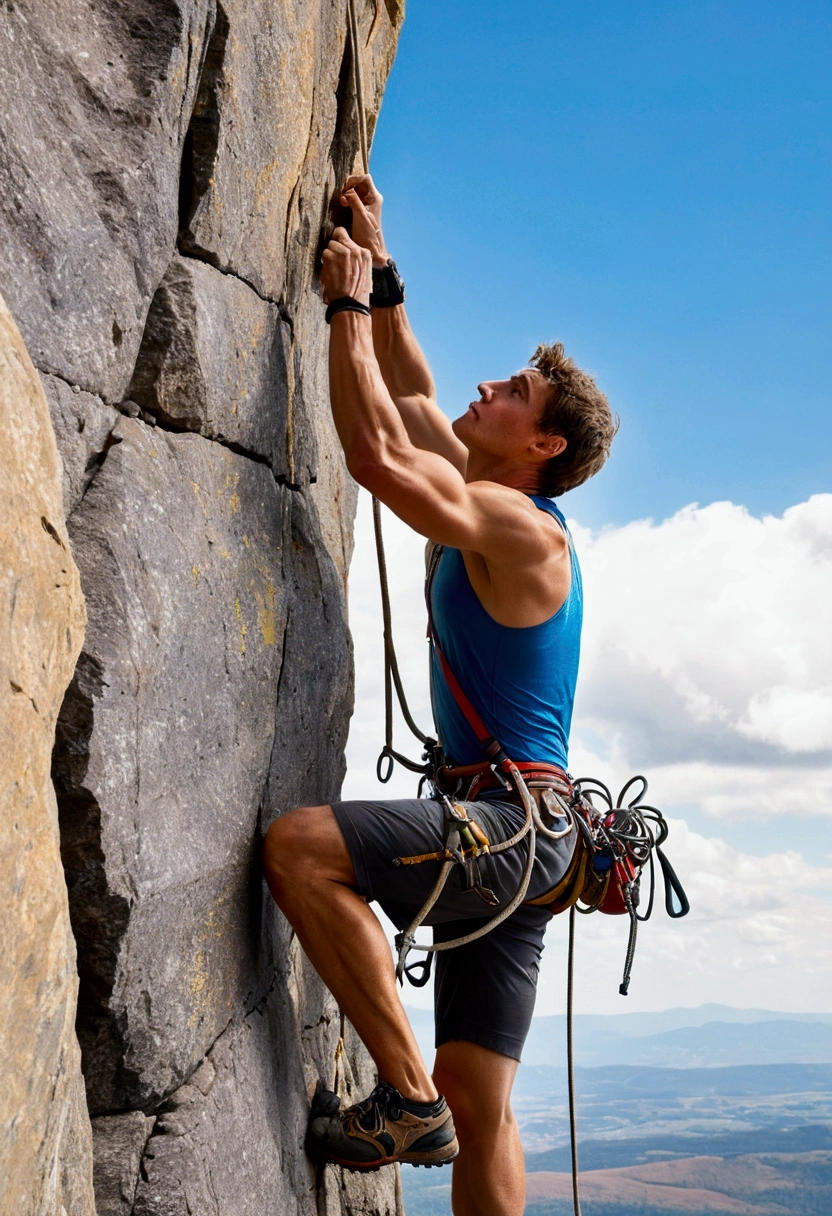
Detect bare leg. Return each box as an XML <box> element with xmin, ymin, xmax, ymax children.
<box><xmin>263</xmin><ymin>805</ymin><xmax>437</xmax><ymax>1103</ymax></box>
<box><xmin>433</xmin><ymin>1041</ymin><xmax>524</xmax><ymax>1216</ymax></box>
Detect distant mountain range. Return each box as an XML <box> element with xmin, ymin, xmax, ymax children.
<box><xmin>513</xmin><ymin>1062</ymin><xmax>832</xmax><ymax>1154</ymax></box>
<box><xmin>524</xmin><ymin>1018</ymin><xmax>832</xmax><ymax>1068</ymax></box>
<box><xmin>405</xmin><ymin>1005</ymin><xmax>832</xmax><ymax>1069</ymax></box>
<box><xmin>530</xmin><ymin>1004</ymin><xmax>832</xmax><ymax>1036</ymax></box>
<box><xmin>514</xmin><ymin>1062</ymin><xmax>832</xmax><ymax>1101</ymax></box>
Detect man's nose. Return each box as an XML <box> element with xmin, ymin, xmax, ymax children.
<box><xmin>477</xmin><ymin>382</ymin><xmax>492</xmax><ymax>402</ymax></box>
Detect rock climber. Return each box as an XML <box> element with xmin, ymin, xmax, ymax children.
<box><xmin>263</xmin><ymin>174</ymin><xmax>617</xmax><ymax>1215</ymax></box>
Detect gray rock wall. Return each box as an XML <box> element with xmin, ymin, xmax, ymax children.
<box><xmin>0</xmin><ymin>1</ymin><xmax>403</xmax><ymax>1212</ymax></box>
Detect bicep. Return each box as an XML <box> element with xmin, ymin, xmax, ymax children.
<box><xmin>351</xmin><ymin>447</ymin><xmax>547</xmax><ymax>561</ymax></box>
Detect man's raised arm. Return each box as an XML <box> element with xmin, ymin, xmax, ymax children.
<box><xmin>319</xmin><ymin>226</ymin><xmax>557</xmax><ymax>579</ymax></box>
<box><xmin>339</xmin><ymin>175</ymin><xmax>468</xmax><ymax>473</ymax></box>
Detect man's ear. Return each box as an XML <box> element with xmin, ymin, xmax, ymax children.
<box><xmin>532</xmin><ymin>432</ymin><xmax>567</xmax><ymax>460</ymax></box>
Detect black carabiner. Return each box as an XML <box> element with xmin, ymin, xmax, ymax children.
<box><xmin>403</xmin><ymin>955</ymin><xmax>434</xmax><ymax>987</ymax></box>
<box><xmin>376</xmin><ymin>749</ymin><xmax>395</xmax><ymax>783</ymax></box>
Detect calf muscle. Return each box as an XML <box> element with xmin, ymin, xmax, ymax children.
<box><xmin>434</xmin><ymin>1042</ymin><xmax>524</xmax><ymax>1216</ymax></box>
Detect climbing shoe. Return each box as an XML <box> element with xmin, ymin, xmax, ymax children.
<box><xmin>305</xmin><ymin>1081</ymin><xmax>459</xmax><ymax>1171</ymax></box>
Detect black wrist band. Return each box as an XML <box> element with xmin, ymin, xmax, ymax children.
<box><xmin>325</xmin><ymin>296</ymin><xmax>371</xmax><ymax>324</ymax></box>
<box><xmin>370</xmin><ymin>259</ymin><xmax>406</xmax><ymax>308</ymax></box>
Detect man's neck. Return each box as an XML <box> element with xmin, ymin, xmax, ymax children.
<box><xmin>463</xmin><ymin>452</ymin><xmax>542</xmax><ymax>494</ymax></box>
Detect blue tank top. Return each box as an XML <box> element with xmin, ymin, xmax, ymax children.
<box><xmin>428</xmin><ymin>497</ymin><xmax>582</xmax><ymax>768</ymax></box>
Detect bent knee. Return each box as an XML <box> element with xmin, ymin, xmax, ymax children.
<box><xmin>263</xmin><ymin>807</ymin><xmax>320</xmax><ymax>890</ymax></box>
<box><xmin>434</xmin><ymin>1050</ymin><xmax>516</xmax><ymax>1145</ymax></box>
<box><xmin>263</xmin><ymin>805</ymin><xmax>354</xmax><ymax>898</ymax></box>
<box><xmin>441</xmin><ymin>1088</ymin><xmax>514</xmax><ymax>1149</ymax></box>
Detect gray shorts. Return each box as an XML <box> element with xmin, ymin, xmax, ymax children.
<box><xmin>330</xmin><ymin>794</ymin><xmax>576</xmax><ymax>1061</ymax></box>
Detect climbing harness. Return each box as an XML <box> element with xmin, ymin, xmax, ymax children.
<box><xmin>388</xmin><ymin>592</ymin><xmax>690</xmax><ymax>995</ymax></box>
<box><xmin>334</xmin><ymin>7</ymin><xmax>689</xmax><ymax>1213</ymax></box>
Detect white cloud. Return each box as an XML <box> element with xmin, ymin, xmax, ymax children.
<box><xmin>343</xmin><ymin>491</ymin><xmax>832</xmax><ymax>1012</ymax></box>
<box><xmin>536</xmin><ymin>818</ymin><xmax>832</xmax><ymax>1015</ymax></box>
<box><xmin>572</xmin><ymin>495</ymin><xmax>832</xmax><ymax>775</ymax></box>
<box><xmin>738</xmin><ymin>684</ymin><xmax>832</xmax><ymax>752</ymax></box>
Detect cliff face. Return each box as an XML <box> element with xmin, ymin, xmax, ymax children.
<box><xmin>0</xmin><ymin>2</ymin><xmax>403</xmax><ymax>1213</ymax></box>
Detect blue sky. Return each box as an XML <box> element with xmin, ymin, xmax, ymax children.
<box><xmin>370</xmin><ymin>0</ymin><xmax>831</xmax><ymax>529</ymax></box>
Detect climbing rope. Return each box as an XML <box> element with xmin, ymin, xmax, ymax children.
<box><xmin>347</xmin><ymin>0</ymin><xmax>369</xmax><ymax>172</ymax></box>
<box><xmin>567</xmin><ymin>905</ymin><xmax>581</xmax><ymax>1216</ymax></box>
<box><xmin>371</xmin><ymin>496</ymin><xmax>436</xmax><ymax>782</ymax></box>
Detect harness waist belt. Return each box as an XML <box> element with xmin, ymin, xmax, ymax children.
<box><xmin>436</xmin><ymin>760</ymin><xmax>571</xmax><ymax>801</ymax></box>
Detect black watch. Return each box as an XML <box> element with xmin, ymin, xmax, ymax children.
<box><xmin>370</xmin><ymin>259</ymin><xmax>406</xmax><ymax>308</ymax></box>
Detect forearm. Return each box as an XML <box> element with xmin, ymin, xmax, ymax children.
<box><xmin>321</xmin><ymin>212</ymin><xmax>464</xmax><ymax>479</ymax></box>
<box><xmin>370</xmin><ymin>300</ymin><xmax>465</xmax><ymax>468</ymax></box>
<box><xmin>328</xmin><ymin>311</ymin><xmax>410</xmax><ymax>471</ymax></box>
<box><xmin>372</xmin><ymin>303</ymin><xmax>435</xmax><ymax>403</ymax></box>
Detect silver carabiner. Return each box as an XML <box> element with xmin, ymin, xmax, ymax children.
<box><xmin>535</xmin><ymin>788</ymin><xmax>576</xmax><ymax>840</ymax></box>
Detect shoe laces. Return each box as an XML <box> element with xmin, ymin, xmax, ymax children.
<box><xmin>346</xmin><ymin>1082</ymin><xmax>404</xmax><ymax>1132</ymax></box>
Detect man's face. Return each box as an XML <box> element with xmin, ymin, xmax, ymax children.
<box><xmin>452</xmin><ymin>369</ymin><xmax>553</xmax><ymax>460</ymax></box>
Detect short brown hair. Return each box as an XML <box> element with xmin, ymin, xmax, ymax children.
<box><xmin>529</xmin><ymin>342</ymin><xmax>619</xmax><ymax>497</ymax></box>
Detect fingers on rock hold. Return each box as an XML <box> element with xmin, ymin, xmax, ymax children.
<box><xmin>344</xmin><ymin>172</ymin><xmax>373</xmax><ymax>192</ymax></box>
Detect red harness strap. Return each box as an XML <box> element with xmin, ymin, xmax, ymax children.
<box><xmin>429</xmin><ymin>630</ymin><xmax>504</xmax><ymax>759</ymax></box>
<box><xmin>466</xmin><ymin>761</ymin><xmax>571</xmax><ymax>801</ymax></box>
<box><xmin>426</xmin><ymin>544</ymin><xmax>508</xmax><ymax>764</ymax></box>
<box><xmin>425</xmin><ymin>546</ymin><xmax>572</xmax><ymax>797</ymax></box>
